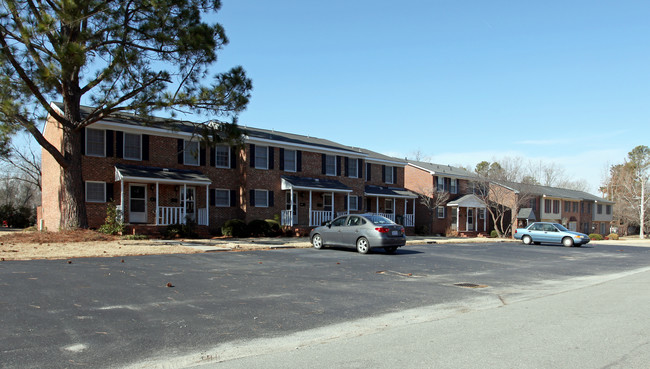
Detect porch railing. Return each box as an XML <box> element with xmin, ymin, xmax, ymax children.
<box><xmin>403</xmin><ymin>214</ymin><xmax>415</xmax><ymax>227</ymax></box>
<box><xmin>311</xmin><ymin>210</ymin><xmax>333</xmax><ymax>226</ymax></box>
<box><xmin>376</xmin><ymin>213</ymin><xmax>395</xmax><ymax>222</ymax></box>
<box><xmin>158</xmin><ymin>206</ymin><xmax>184</xmax><ymax>225</ymax></box>
<box><xmin>281</xmin><ymin>210</ymin><xmax>293</xmax><ymax>226</ymax></box>
<box><xmin>197</xmin><ymin>208</ymin><xmax>208</xmax><ymax>226</ymax></box>
<box><xmin>336</xmin><ymin>211</ymin><xmax>348</xmax><ymax>217</ymax></box>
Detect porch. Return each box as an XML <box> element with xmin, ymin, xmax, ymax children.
<box><xmin>279</xmin><ymin>175</ymin><xmax>353</xmax><ymax>227</ymax></box>
<box><xmin>364</xmin><ymin>185</ymin><xmax>417</xmax><ymax>227</ymax></box>
<box><xmin>447</xmin><ymin>194</ymin><xmax>488</xmax><ymax>235</ymax></box>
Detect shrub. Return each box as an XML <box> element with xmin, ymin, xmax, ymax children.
<box><xmin>490</xmin><ymin>230</ymin><xmax>499</xmax><ymax>238</ymax></box>
<box><xmin>589</xmin><ymin>233</ymin><xmax>604</xmax><ymax>241</ymax></box>
<box><xmin>247</xmin><ymin>219</ymin><xmax>271</xmax><ymax>237</ymax></box>
<box><xmin>222</xmin><ymin>219</ymin><xmax>248</xmax><ymax>237</ymax></box>
<box><xmin>265</xmin><ymin>219</ymin><xmax>281</xmax><ymax>236</ymax></box>
<box><xmin>0</xmin><ymin>204</ymin><xmax>36</xmax><ymax>228</ymax></box>
<box><xmin>163</xmin><ymin>219</ymin><xmax>198</xmax><ymax>239</ymax></box>
<box><xmin>123</xmin><ymin>234</ymin><xmax>148</xmax><ymax>240</ymax></box>
<box><xmin>606</xmin><ymin>233</ymin><xmax>619</xmax><ymax>240</ymax></box>
<box><xmin>98</xmin><ymin>203</ymin><xmax>124</xmax><ymax>235</ymax></box>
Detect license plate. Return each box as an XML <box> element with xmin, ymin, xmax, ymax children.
<box><xmin>391</xmin><ymin>230</ymin><xmax>398</xmax><ymax>236</ymax></box>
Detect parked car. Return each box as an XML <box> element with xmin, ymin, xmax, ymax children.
<box><xmin>514</xmin><ymin>222</ymin><xmax>590</xmax><ymax>247</ymax></box>
<box><xmin>310</xmin><ymin>214</ymin><xmax>406</xmax><ymax>254</ymax></box>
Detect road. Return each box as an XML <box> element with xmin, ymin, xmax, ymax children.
<box><xmin>1</xmin><ymin>242</ymin><xmax>649</xmax><ymax>368</ymax></box>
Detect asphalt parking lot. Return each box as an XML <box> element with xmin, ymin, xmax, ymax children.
<box><xmin>2</xmin><ymin>241</ymin><xmax>650</xmax><ymax>368</ymax></box>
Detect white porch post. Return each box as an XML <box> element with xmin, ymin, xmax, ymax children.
<box><xmin>205</xmin><ymin>184</ymin><xmax>209</xmax><ymax>226</ymax></box>
<box><xmin>346</xmin><ymin>194</ymin><xmax>350</xmax><ymax>215</ymax></box>
<box><xmin>456</xmin><ymin>207</ymin><xmax>460</xmax><ymax>231</ymax></box>
<box><xmin>155</xmin><ymin>182</ymin><xmax>159</xmax><ymax>225</ymax></box>
<box><xmin>376</xmin><ymin>197</ymin><xmax>379</xmax><ymax>215</ymax></box>
<box><xmin>412</xmin><ymin>198</ymin><xmax>416</xmax><ymax>219</ymax></box>
<box><xmin>404</xmin><ymin>198</ymin><xmax>407</xmax><ymax>218</ymax></box>
<box><xmin>392</xmin><ymin>197</ymin><xmax>396</xmax><ymax>215</ymax></box>
<box><xmin>290</xmin><ymin>187</ymin><xmax>294</xmax><ymax>225</ymax></box>
<box><xmin>330</xmin><ymin>192</ymin><xmax>334</xmax><ymax>219</ymax></box>
<box><xmin>309</xmin><ymin>191</ymin><xmax>313</xmax><ymax>226</ymax></box>
<box><xmin>483</xmin><ymin>208</ymin><xmax>486</xmax><ymax>231</ymax></box>
<box><xmin>120</xmin><ymin>180</ymin><xmax>125</xmax><ymax>222</ymax></box>
<box><xmin>182</xmin><ymin>183</ymin><xmax>187</xmax><ymax>224</ymax></box>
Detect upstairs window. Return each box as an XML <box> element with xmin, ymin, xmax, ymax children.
<box><xmin>606</xmin><ymin>205</ymin><xmax>611</xmax><ymax>215</ymax></box>
<box><xmin>86</xmin><ymin>128</ymin><xmax>105</xmax><ymax>157</ymax></box>
<box><xmin>450</xmin><ymin>178</ymin><xmax>458</xmax><ymax>194</ymax></box>
<box><xmin>123</xmin><ymin>133</ymin><xmax>141</xmax><ymax>160</ymax></box>
<box><xmin>284</xmin><ymin>149</ymin><xmax>297</xmax><ymax>172</ymax></box>
<box><xmin>545</xmin><ymin>199</ymin><xmax>552</xmax><ymax>213</ymax></box>
<box><xmin>184</xmin><ymin>140</ymin><xmax>200</xmax><ymax>166</ymax></box>
<box><xmin>553</xmin><ymin>200</ymin><xmax>560</xmax><ymax>214</ymax></box>
<box><xmin>597</xmin><ymin>204</ymin><xmax>603</xmax><ymax>214</ymax></box>
<box><xmin>215</xmin><ymin>146</ymin><xmax>230</xmax><ymax>168</ymax></box>
<box><xmin>325</xmin><ymin>155</ymin><xmax>336</xmax><ymax>176</ymax></box>
<box><xmin>384</xmin><ymin>166</ymin><xmax>394</xmax><ymax>184</ymax></box>
<box><xmin>254</xmin><ymin>145</ymin><xmax>269</xmax><ymax>169</ymax></box>
<box><xmin>437</xmin><ymin>176</ymin><xmax>445</xmax><ymax>191</ymax></box>
<box><xmin>347</xmin><ymin>158</ymin><xmax>358</xmax><ymax>178</ymax></box>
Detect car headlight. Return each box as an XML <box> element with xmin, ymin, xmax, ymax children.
<box><xmin>575</xmin><ymin>235</ymin><xmax>583</xmax><ymax>239</ymax></box>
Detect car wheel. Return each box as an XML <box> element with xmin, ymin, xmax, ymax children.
<box><xmin>356</xmin><ymin>237</ymin><xmax>370</xmax><ymax>254</ymax></box>
<box><xmin>562</xmin><ymin>237</ymin><xmax>574</xmax><ymax>247</ymax></box>
<box><xmin>384</xmin><ymin>246</ymin><xmax>398</xmax><ymax>254</ymax></box>
<box><xmin>312</xmin><ymin>234</ymin><xmax>323</xmax><ymax>249</ymax></box>
<box><xmin>522</xmin><ymin>235</ymin><xmax>533</xmax><ymax>245</ymax></box>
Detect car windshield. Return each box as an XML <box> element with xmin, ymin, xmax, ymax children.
<box><xmin>364</xmin><ymin>215</ymin><xmax>393</xmax><ymax>225</ymax></box>
<box><xmin>554</xmin><ymin>224</ymin><xmax>569</xmax><ymax>231</ymax></box>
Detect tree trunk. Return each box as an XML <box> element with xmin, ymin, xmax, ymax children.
<box><xmin>60</xmin><ymin>126</ymin><xmax>88</xmax><ymax>229</ymax></box>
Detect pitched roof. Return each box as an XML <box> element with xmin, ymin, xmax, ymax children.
<box><xmin>364</xmin><ymin>185</ymin><xmax>417</xmax><ymax>198</ymax></box>
<box><xmin>407</xmin><ymin>160</ymin><xmax>476</xmax><ymax>179</ymax></box>
<box><xmin>281</xmin><ymin>175</ymin><xmax>351</xmax><ymax>193</ymax></box>
<box><xmin>114</xmin><ymin>164</ymin><xmax>211</xmax><ymax>184</ymax></box>
<box><xmin>494</xmin><ymin>181</ymin><xmax>613</xmax><ymax>204</ymax></box>
<box><xmin>446</xmin><ymin>194</ymin><xmax>486</xmax><ymax>208</ymax></box>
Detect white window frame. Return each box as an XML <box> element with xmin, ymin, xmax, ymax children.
<box><xmin>437</xmin><ymin>206</ymin><xmax>445</xmax><ymax>219</ymax></box>
<box><xmin>184</xmin><ymin>140</ymin><xmax>200</xmax><ymax>166</ymax></box>
<box><xmin>450</xmin><ymin>178</ymin><xmax>458</xmax><ymax>194</ymax></box>
<box><xmin>123</xmin><ymin>132</ymin><xmax>142</xmax><ymax>161</ymax></box>
<box><xmin>215</xmin><ymin>189</ymin><xmax>230</xmax><ymax>207</ymax></box>
<box><xmin>323</xmin><ymin>194</ymin><xmax>333</xmax><ymax>211</ymax></box>
<box><xmin>255</xmin><ymin>145</ymin><xmax>269</xmax><ymax>170</ymax></box>
<box><xmin>254</xmin><ymin>189</ymin><xmax>269</xmax><ymax>207</ymax></box>
<box><xmin>385</xmin><ymin>198</ymin><xmax>394</xmax><ymax>214</ymax></box>
<box><xmin>479</xmin><ymin>208</ymin><xmax>485</xmax><ymax>219</ymax></box>
<box><xmin>348</xmin><ymin>159</ymin><xmax>358</xmax><ymax>178</ymax></box>
<box><xmin>215</xmin><ymin>146</ymin><xmax>230</xmax><ymax>168</ymax></box>
<box><xmin>86</xmin><ymin>181</ymin><xmax>106</xmax><ymax>203</ymax></box>
<box><xmin>384</xmin><ymin>166</ymin><xmax>394</xmax><ymax>184</ymax></box>
<box><xmin>325</xmin><ymin>155</ymin><xmax>336</xmax><ymax>176</ymax></box>
<box><xmin>284</xmin><ymin>149</ymin><xmax>297</xmax><ymax>172</ymax></box>
<box><xmin>437</xmin><ymin>176</ymin><xmax>445</xmax><ymax>191</ymax></box>
<box><xmin>85</xmin><ymin>128</ymin><xmax>105</xmax><ymax>157</ymax></box>
<box><xmin>349</xmin><ymin>195</ymin><xmax>358</xmax><ymax>211</ymax></box>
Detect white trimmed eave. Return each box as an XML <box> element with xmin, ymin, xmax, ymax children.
<box><xmin>407</xmin><ymin>163</ymin><xmax>475</xmax><ymax>179</ymax></box>
<box><xmin>365</xmin><ymin>157</ymin><xmax>408</xmax><ymax>166</ymax></box>
<box><xmin>364</xmin><ymin>192</ymin><xmax>417</xmax><ymax>199</ymax></box>
<box><xmin>281</xmin><ymin>178</ymin><xmax>352</xmax><ymax>193</ymax></box>
<box><xmin>115</xmin><ymin>171</ymin><xmax>211</xmax><ymax>186</ymax></box>
<box><xmin>246</xmin><ymin>136</ymin><xmax>367</xmax><ymax>158</ymax></box>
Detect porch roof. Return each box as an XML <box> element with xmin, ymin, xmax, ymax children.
<box><xmin>364</xmin><ymin>185</ymin><xmax>418</xmax><ymax>199</ymax></box>
<box><xmin>446</xmin><ymin>194</ymin><xmax>487</xmax><ymax>208</ymax></box>
<box><xmin>281</xmin><ymin>175</ymin><xmax>352</xmax><ymax>193</ymax></box>
<box><xmin>517</xmin><ymin>208</ymin><xmax>537</xmax><ymax>220</ymax></box>
<box><xmin>114</xmin><ymin>164</ymin><xmax>212</xmax><ymax>185</ymax></box>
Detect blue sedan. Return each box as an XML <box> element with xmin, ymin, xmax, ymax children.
<box><xmin>514</xmin><ymin>222</ymin><xmax>590</xmax><ymax>247</ymax></box>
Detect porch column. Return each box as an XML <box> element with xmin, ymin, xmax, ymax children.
<box><xmin>155</xmin><ymin>182</ymin><xmax>159</xmax><ymax>225</ymax></box>
<box><xmin>404</xmin><ymin>198</ymin><xmax>407</xmax><ymax>218</ymax></box>
<box><xmin>183</xmin><ymin>183</ymin><xmax>187</xmax><ymax>224</ymax></box>
<box><xmin>392</xmin><ymin>197</ymin><xmax>396</xmax><ymax>215</ymax></box>
<box><xmin>205</xmin><ymin>184</ymin><xmax>209</xmax><ymax>226</ymax></box>
<box><xmin>346</xmin><ymin>194</ymin><xmax>349</xmax><ymax>215</ymax></box>
<box><xmin>290</xmin><ymin>187</ymin><xmax>294</xmax><ymax>225</ymax></box>
<box><xmin>412</xmin><ymin>198</ymin><xmax>416</xmax><ymax>219</ymax></box>
<box><xmin>120</xmin><ymin>180</ymin><xmax>125</xmax><ymax>222</ymax></box>
<box><xmin>376</xmin><ymin>197</ymin><xmax>379</xmax><ymax>215</ymax></box>
<box><xmin>309</xmin><ymin>191</ymin><xmax>313</xmax><ymax>226</ymax></box>
<box><xmin>330</xmin><ymin>191</ymin><xmax>334</xmax><ymax>219</ymax></box>
<box><xmin>456</xmin><ymin>207</ymin><xmax>460</xmax><ymax>231</ymax></box>
<box><xmin>483</xmin><ymin>208</ymin><xmax>486</xmax><ymax>231</ymax></box>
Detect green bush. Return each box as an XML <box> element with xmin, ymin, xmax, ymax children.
<box><xmin>163</xmin><ymin>219</ymin><xmax>198</xmax><ymax>239</ymax></box>
<box><xmin>490</xmin><ymin>230</ymin><xmax>499</xmax><ymax>238</ymax></box>
<box><xmin>0</xmin><ymin>204</ymin><xmax>35</xmax><ymax>228</ymax></box>
<box><xmin>222</xmin><ymin>219</ymin><xmax>248</xmax><ymax>237</ymax></box>
<box><xmin>98</xmin><ymin>203</ymin><xmax>124</xmax><ymax>235</ymax></box>
<box><xmin>606</xmin><ymin>233</ymin><xmax>619</xmax><ymax>240</ymax></box>
<box><xmin>123</xmin><ymin>234</ymin><xmax>148</xmax><ymax>240</ymax></box>
<box><xmin>247</xmin><ymin>219</ymin><xmax>271</xmax><ymax>237</ymax></box>
<box><xmin>589</xmin><ymin>233</ymin><xmax>604</xmax><ymax>241</ymax></box>
<box><xmin>265</xmin><ymin>219</ymin><xmax>281</xmax><ymax>236</ymax></box>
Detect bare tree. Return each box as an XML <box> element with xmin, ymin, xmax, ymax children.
<box><xmin>415</xmin><ymin>184</ymin><xmax>450</xmax><ymax>232</ymax></box>
<box><xmin>0</xmin><ymin>140</ymin><xmax>41</xmax><ymax>190</ymax></box>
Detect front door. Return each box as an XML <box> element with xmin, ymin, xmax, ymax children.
<box><xmin>181</xmin><ymin>187</ymin><xmax>196</xmax><ymax>221</ymax></box>
<box><xmin>467</xmin><ymin>208</ymin><xmax>475</xmax><ymax>231</ymax></box>
<box><xmin>129</xmin><ymin>184</ymin><xmax>147</xmax><ymax>223</ymax></box>
<box><xmin>286</xmin><ymin>192</ymin><xmax>298</xmax><ymax>225</ymax></box>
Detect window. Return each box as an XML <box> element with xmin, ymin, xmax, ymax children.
<box><xmin>529</xmin><ymin>198</ymin><xmax>537</xmax><ymax>211</ymax></box>
<box><xmin>184</xmin><ymin>140</ymin><xmax>199</xmax><ymax>166</ymax></box>
<box><xmin>573</xmin><ymin>202</ymin><xmax>578</xmax><ymax>213</ymax></box>
<box><xmin>347</xmin><ymin>216</ymin><xmax>361</xmax><ymax>226</ymax></box>
<box><xmin>437</xmin><ymin>176</ymin><xmax>445</xmax><ymax>191</ymax></box>
<box><xmin>86</xmin><ymin>181</ymin><xmax>106</xmax><ymax>203</ymax></box>
<box><xmin>347</xmin><ymin>159</ymin><xmax>358</xmax><ymax>178</ymax></box>
<box><xmin>479</xmin><ymin>208</ymin><xmax>485</xmax><ymax>219</ymax></box>
<box><xmin>254</xmin><ymin>145</ymin><xmax>269</xmax><ymax>169</ymax></box>
<box><xmin>437</xmin><ymin>206</ymin><xmax>445</xmax><ymax>219</ymax></box>
<box><xmin>349</xmin><ymin>195</ymin><xmax>358</xmax><ymax>211</ymax></box>
<box><xmin>451</xmin><ymin>208</ymin><xmax>458</xmax><ymax>230</ymax></box>
<box><xmin>606</xmin><ymin>205</ymin><xmax>612</xmax><ymax>215</ymax></box>
<box><xmin>284</xmin><ymin>149</ymin><xmax>297</xmax><ymax>172</ymax></box>
<box><xmin>385</xmin><ymin>199</ymin><xmax>394</xmax><ymax>214</ymax></box>
<box><xmin>215</xmin><ymin>189</ymin><xmax>230</xmax><ymax>207</ymax></box>
<box><xmin>86</xmin><ymin>128</ymin><xmax>105</xmax><ymax>157</ymax></box>
<box><xmin>323</xmin><ymin>194</ymin><xmax>333</xmax><ymax>212</ymax></box>
<box><xmin>215</xmin><ymin>146</ymin><xmax>230</xmax><ymax>168</ymax></box>
<box><xmin>553</xmin><ymin>200</ymin><xmax>560</xmax><ymax>214</ymax></box>
<box><xmin>384</xmin><ymin>166</ymin><xmax>394</xmax><ymax>184</ymax></box>
<box><xmin>450</xmin><ymin>179</ymin><xmax>458</xmax><ymax>194</ymax></box>
<box><xmin>325</xmin><ymin>155</ymin><xmax>336</xmax><ymax>176</ymax></box>
<box><xmin>123</xmin><ymin>133</ymin><xmax>141</xmax><ymax>160</ymax></box>
<box><xmin>564</xmin><ymin>201</ymin><xmax>570</xmax><ymax>212</ymax></box>
<box><xmin>254</xmin><ymin>190</ymin><xmax>269</xmax><ymax>207</ymax></box>
<box><xmin>545</xmin><ymin>199</ymin><xmax>552</xmax><ymax>213</ymax></box>
<box><xmin>597</xmin><ymin>204</ymin><xmax>603</xmax><ymax>214</ymax></box>
<box><xmin>332</xmin><ymin>217</ymin><xmax>346</xmax><ymax>227</ymax></box>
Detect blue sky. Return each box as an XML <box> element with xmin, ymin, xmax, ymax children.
<box><xmin>194</xmin><ymin>0</ymin><xmax>648</xmax><ymax>194</ymax></box>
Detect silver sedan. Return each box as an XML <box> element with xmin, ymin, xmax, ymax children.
<box><xmin>309</xmin><ymin>214</ymin><xmax>406</xmax><ymax>254</ymax></box>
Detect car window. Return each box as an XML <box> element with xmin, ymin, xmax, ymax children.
<box><xmin>347</xmin><ymin>216</ymin><xmax>361</xmax><ymax>226</ymax></box>
<box><xmin>554</xmin><ymin>224</ymin><xmax>569</xmax><ymax>231</ymax></box>
<box><xmin>543</xmin><ymin>224</ymin><xmax>557</xmax><ymax>232</ymax></box>
<box><xmin>365</xmin><ymin>215</ymin><xmax>393</xmax><ymax>225</ymax></box>
<box><xmin>529</xmin><ymin>223</ymin><xmax>543</xmax><ymax>231</ymax></box>
<box><xmin>332</xmin><ymin>217</ymin><xmax>347</xmax><ymax>227</ymax></box>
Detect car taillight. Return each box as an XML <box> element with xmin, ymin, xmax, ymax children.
<box><xmin>375</xmin><ymin>227</ymin><xmax>390</xmax><ymax>233</ymax></box>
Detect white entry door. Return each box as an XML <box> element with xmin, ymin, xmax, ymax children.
<box><xmin>181</xmin><ymin>187</ymin><xmax>196</xmax><ymax>221</ymax></box>
<box><xmin>286</xmin><ymin>192</ymin><xmax>298</xmax><ymax>225</ymax></box>
<box><xmin>129</xmin><ymin>184</ymin><xmax>147</xmax><ymax>223</ymax></box>
<box><xmin>467</xmin><ymin>208</ymin><xmax>475</xmax><ymax>231</ymax></box>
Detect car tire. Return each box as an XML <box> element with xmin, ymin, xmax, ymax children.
<box><xmin>562</xmin><ymin>237</ymin><xmax>574</xmax><ymax>247</ymax></box>
<box><xmin>383</xmin><ymin>246</ymin><xmax>398</xmax><ymax>254</ymax></box>
<box><xmin>522</xmin><ymin>235</ymin><xmax>533</xmax><ymax>245</ymax></box>
<box><xmin>312</xmin><ymin>234</ymin><xmax>323</xmax><ymax>249</ymax></box>
<box><xmin>356</xmin><ymin>237</ymin><xmax>370</xmax><ymax>254</ymax></box>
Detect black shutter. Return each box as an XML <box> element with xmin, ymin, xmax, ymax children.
<box><xmin>344</xmin><ymin>195</ymin><xmax>348</xmax><ymax>210</ymax></box>
<box><xmin>297</xmin><ymin>151</ymin><xmax>302</xmax><ymax>172</ymax></box>
<box><xmin>177</xmin><ymin>139</ymin><xmax>184</xmax><ymax>164</ymax></box>
<box><xmin>367</xmin><ymin>162</ymin><xmax>371</xmax><ymax>181</ymax></box>
<box><xmin>106</xmin><ymin>183</ymin><xmax>114</xmax><ymax>202</ymax></box>
<box><xmin>81</xmin><ymin>128</ymin><xmax>86</xmax><ymax>155</ymax></box>
<box><xmin>279</xmin><ymin>148</ymin><xmax>284</xmax><ymax>170</ymax></box>
<box><xmin>230</xmin><ymin>189</ymin><xmax>237</xmax><ymax>207</ymax></box>
<box><xmin>250</xmin><ymin>144</ymin><xmax>256</xmax><ymax>167</ymax></box>
<box><xmin>358</xmin><ymin>159</ymin><xmax>363</xmax><ymax>178</ymax></box>
<box><xmin>250</xmin><ymin>190</ymin><xmax>255</xmax><ymax>206</ymax></box>
<box><xmin>393</xmin><ymin>167</ymin><xmax>398</xmax><ymax>184</ymax></box>
<box><xmin>445</xmin><ymin>177</ymin><xmax>451</xmax><ymax>191</ymax></box>
<box><xmin>358</xmin><ymin>196</ymin><xmax>363</xmax><ymax>211</ymax></box>
<box><xmin>209</xmin><ymin>189</ymin><xmax>216</xmax><ymax>206</ymax></box>
<box><xmin>268</xmin><ymin>190</ymin><xmax>274</xmax><ymax>207</ymax></box>
<box><xmin>210</xmin><ymin>147</ymin><xmax>216</xmax><ymax>167</ymax></box>
<box><xmin>116</xmin><ymin>131</ymin><xmax>123</xmax><ymax>158</ymax></box>
<box><xmin>382</xmin><ymin>165</ymin><xmax>386</xmax><ymax>183</ymax></box>
<box><xmin>200</xmin><ymin>145</ymin><xmax>206</xmax><ymax>166</ymax></box>
<box><xmin>105</xmin><ymin>130</ymin><xmax>114</xmax><ymax>157</ymax></box>
<box><xmin>230</xmin><ymin>146</ymin><xmax>237</xmax><ymax>169</ymax></box>
<box><xmin>336</xmin><ymin>156</ymin><xmax>342</xmax><ymax>176</ymax></box>
<box><xmin>345</xmin><ymin>157</ymin><xmax>349</xmax><ymax>177</ymax></box>
<box><xmin>268</xmin><ymin>147</ymin><xmax>274</xmax><ymax>169</ymax></box>
<box><xmin>142</xmin><ymin>134</ymin><xmax>149</xmax><ymax>161</ymax></box>
<box><xmin>321</xmin><ymin>154</ymin><xmax>326</xmax><ymax>174</ymax></box>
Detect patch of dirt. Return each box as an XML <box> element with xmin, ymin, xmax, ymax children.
<box><xmin>0</xmin><ymin>229</ymin><xmax>202</xmax><ymax>261</ymax></box>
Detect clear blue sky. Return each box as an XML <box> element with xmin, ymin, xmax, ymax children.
<box><xmin>197</xmin><ymin>0</ymin><xmax>649</xmax><ymax>194</ymax></box>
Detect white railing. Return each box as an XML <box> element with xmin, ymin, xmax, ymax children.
<box><xmin>337</xmin><ymin>211</ymin><xmax>348</xmax><ymax>217</ymax></box>
<box><xmin>159</xmin><ymin>206</ymin><xmax>184</xmax><ymax>225</ymax></box>
<box><xmin>197</xmin><ymin>208</ymin><xmax>208</xmax><ymax>226</ymax></box>
<box><xmin>376</xmin><ymin>213</ymin><xmax>395</xmax><ymax>222</ymax></box>
<box><xmin>281</xmin><ymin>210</ymin><xmax>293</xmax><ymax>226</ymax></box>
<box><xmin>404</xmin><ymin>214</ymin><xmax>415</xmax><ymax>227</ymax></box>
<box><xmin>311</xmin><ymin>210</ymin><xmax>333</xmax><ymax>226</ymax></box>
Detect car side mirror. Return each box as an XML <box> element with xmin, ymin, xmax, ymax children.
<box><xmin>325</xmin><ymin>221</ymin><xmax>332</xmax><ymax>228</ymax></box>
